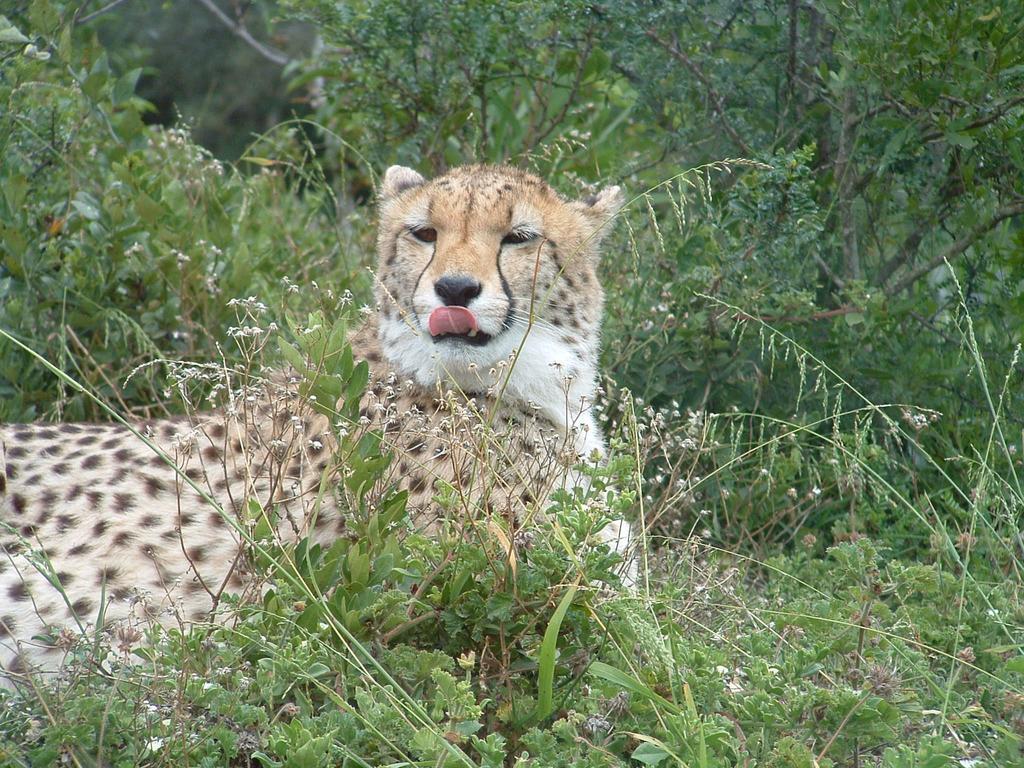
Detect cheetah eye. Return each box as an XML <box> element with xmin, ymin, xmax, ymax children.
<box><xmin>502</xmin><ymin>230</ymin><xmax>537</xmax><ymax>246</ymax></box>
<box><xmin>410</xmin><ymin>227</ymin><xmax>437</xmax><ymax>243</ymax></box>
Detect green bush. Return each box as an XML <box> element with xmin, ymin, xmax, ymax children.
<box><xmin>2</xmin><ymin>2</ymin><xmax>1024</xmax><ymax>766</ymax></box>
<box><xmin>271</xmin><ymin>0</ymin><xmax>1024</xmax><ymax>563</ymax></box>
<box><xmin>0</xmin><ymin>7</ymin><xmax>369</xmax><ymax>422</ymax></box>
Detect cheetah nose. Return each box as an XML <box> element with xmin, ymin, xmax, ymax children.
<box><xmin>434</xmin><ymin>275</ymin><xmax>482</xmax><ymax>307</ymax></box>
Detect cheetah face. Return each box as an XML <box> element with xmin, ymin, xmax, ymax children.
<box><xmin>375</xmin><ymin>165</ymin><xmax>623</xmax><ymax>395</ymax></box>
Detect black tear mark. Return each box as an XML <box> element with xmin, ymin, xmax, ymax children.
<box><xmin>496</xmin><ymin>247</ymin><xmax>515</xmax><ymax>330</ymax></box>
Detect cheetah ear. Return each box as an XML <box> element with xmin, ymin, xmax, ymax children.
<box><xmin>575</xmin><ymin>184</ymin><xmax>625</xmax><ymax>243</ymax></box>
<box><xmin>582</xmin><ymin>185</ymin><xmax>625</xmax><ymax>218</ymax></box>
<box><xmin>380</xmin><ymin>165</ymin><xmax>426</xmax><ymax>200</ymax></box>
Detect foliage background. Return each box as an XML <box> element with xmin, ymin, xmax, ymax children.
<box><xmin>1</xmin><ymin>1</ymin><xmax>1023</xmax><ymax>766</ymax></box>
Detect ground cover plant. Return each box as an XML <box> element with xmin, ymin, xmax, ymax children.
<box><xmin>1</xmin><ymin>1</ymin><xmax>1024</xmax><ymax>766</ymax></box>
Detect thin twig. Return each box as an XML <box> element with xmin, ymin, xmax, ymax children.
<box><xmin>885</xmin><ymin>201</ymin><xmax>1024</xmax><ymax>295</ymax></box>
<box><xmin>813</xmin><ymin>253</ymin><xmax>846</xmax><ymax>291</ymax></box>
<box><xmin>921</xmin><ymin>95</ymin><xmax>1024</xmax><ymax>143</ymax></box>
<box><xmin>644</xmin><ymin>29</ymin><xmax>754</xmax><ymax>155</ymax></box>
<box><xmin>835</xmin><ymin>87</ymin><xmax>860</xmax><ymax>280</ymax></box>
<box><xmin>64</xmin><ymin>325</ymin><xmax>132</xmax><ymax>414</ymax></box>
<box><xmin>730</xmin><ymin>304</ymin><xmax>863</xmax><ymax>325</ymax></box>
<box><xmin>786</xmin><ymin>0</ymin><xmax>798</xmax><ymax>101</ymax></box>
<box><xmin>529</xmin><ymin>32</ymin><xmax>595</xmax><ymax>149</ymax></box>
<box><xmin>875</xmin><ymin>155</ymin><xmax>961</xmax><ymax>286</ymax></box>
<box><xmin>75</xmin><ymin>0</ymin><xmax>132</xmax><ymax>26</ymax></box>
<box><xmin>379</xmin><ymin>610</ymin><xmax>438</xmax><ymax>645</ymax></box>
<box><xmin>816</xmin><ymin>692</ymin><xmax>871</xmax><ymax>763</ymax></box>
<box><xmin>191</xmin><ymin>0</ymin><xmax>291</xmax><ymax>67</ymax></box>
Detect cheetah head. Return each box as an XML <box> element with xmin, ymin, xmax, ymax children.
<box><xmin>374</xmin><ymin>164</ymin><xmax>623</xmax><ymax>423</ymax></box>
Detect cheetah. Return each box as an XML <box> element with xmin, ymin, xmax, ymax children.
<box><xmin>0</xmin><ymin>164</ymin><xmax>632</xmax><ymax>680</ymax></box>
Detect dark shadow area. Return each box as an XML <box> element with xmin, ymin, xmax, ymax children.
<box><xmin>96</xmin><ymin>0</ymin><xmax>313</xmax><ymax>159</ymax></box>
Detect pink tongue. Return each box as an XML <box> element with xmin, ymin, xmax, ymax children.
<box><xmin>428</xmin><ymin>306</ymin><xmax>479</xmax><ymax>336</ymax></box>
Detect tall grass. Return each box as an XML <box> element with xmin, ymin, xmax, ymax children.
<box><xmin>3</xmin><ymin>145</ymin><xmax>1023</xmax><ymax>766</ymax></box>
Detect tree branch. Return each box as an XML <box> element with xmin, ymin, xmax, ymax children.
<box><xmin>75</xmin><ymin>0</ymin><xmax>132</xmax><ymax>26</ymax></box>
<box><xmin>875</xmin><ymin>216</ymin><xmax>934</xmax><ymax>287</ymax></box>
<box><xmin>875</xmin><ymin>155</ymin><xmax>961</xmax><ymax>286</ymax></box>
<box><xmin>730</xmin><ymin>304</ymin><xmax>863</xmax><ymax>325</ymax></box>
<box><xmin>786</xmin><ymin>0</ymin><xmax>798</xmax><ymax>101</ymax></box>
<box><xmin>191</xmin><ymin>0</ymin><xmax>291</xmax><ymax>68</ymax></box>
<box><xmin>528</xmin><ymin>31</ymin><xmax>595</xmax><ymax>149</ymax></box>
<box><xmin>920</xmin><ymin>95</ymin><xmax>1024</xmax><ymax>143</ymax></box>
<box><xmin>814</xmin><ymin>253</ymin><xmax>846</xmax><ymax>291</ymax></box>
<box><xmin>644</xmin><ymin>29</ymin><xmax>754</xmax><ymax>155</ymax></box>
<box><xmin>834</xmin><ymin>87</ymin><xmax>860</xmax><ymax>280</ymax></box>
<box><xmin>884</xmin><ymin>201</ymin><xmax>1024</xmax><ymax>295</ymax></box>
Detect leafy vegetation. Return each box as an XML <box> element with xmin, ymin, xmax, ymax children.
<box><xmin>2</xmin><ymin>1</ymin><xmax>1023</xmax><ymax>766</ymax></box>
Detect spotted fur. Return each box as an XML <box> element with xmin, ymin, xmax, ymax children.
<box><xmin>0</xmin><ymin>164</ymin><xmax>629</xmax><ymax>680</ymax></box>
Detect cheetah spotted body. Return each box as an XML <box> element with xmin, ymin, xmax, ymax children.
<box><xmin>0</xmin><ymin>164</ymin><xmax>629</xmax><ymax>680</ymax></box>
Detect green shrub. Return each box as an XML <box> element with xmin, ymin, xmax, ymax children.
<box><xmin>0</xmin><ymin>8</ymin><xmax>370</xmax><ymax>422</ymax></box>
<box><xmin>2</xmin><ymin>3</ymin><xmax>1024</xmax><ymax>766</ymax></box>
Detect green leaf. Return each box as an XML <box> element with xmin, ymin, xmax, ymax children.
<box><xmin>410</xmin><ymin>727</ymin><xmax>444</xmax><ymax>757</ymax></box>
<box><xmin>347</xmin><ymin>547</ymin><xmax>370</xmax><ymax>587</ymax></box>
<box><xmin>134</xmin><ymin>192</ymin><xmax>163</xmax><ymax>225</ymax></box>
<box><xmin>371</xmin><ymin>552</ymin><xmax>395</xmax><ymax>583</ymax></box>
<box><xmin>72</xmin><ymin>198</ymin><xmax>100</xmax><ymax>221</ymax></box>
<box><xmin>2</xmin><ymin>173</ymin><xmax>27</xmax><ymax>214</ymax></box>
<box><xmin>582</xmin><ymin>47</ymin><xmax>610</xmax><ymax>80</ymax></box>
<box><xmin>242</xmin><ymin>156</ymin><xmax>279</xmax><ymax>167</ymax></box>
<box><xmin>0</xmin><ymin>16</ymin><xmax>28</xmax><ymax>44</ymax></box>
<box><xmin>878</xmin><ymin>126</ymin><xmax>911</xmax><ymax>173</ymax></box>
<box><xmin>536</xmin><ymin>584</ymin><xmax>577</xmax><ymax>719</ymax></box>
<box><xmin>81</xmin><ymin>69</ymin><xmax>108</xmax><ymax>100</ymax></box>
<box><xmin>945</xmin><ymin>132</ymin><xmax>976</xmax><ymax>149</ymax></box>
<box><xmin>251</xmin><ymin>751</ymin><xmax>282</xmax><ymax>768</ymax></box>
<box><xmin>28</xmin><ymin>0</ymin><xmax>59</xmax><ymax>34</ymax></box>
<box><xmin>1005</xmin><ymin>656</ymin><xmax>1024</xmax><ymax>674</ymax></box>
<box><xmin>278</xmin><ymin>339</ymin><xmax>307</xmax><ymax>374</ymax></box>
<box><xmin>112</xmin><ymin>67</ymin><xmax>142</xmax><ymax>104</ymax></box>
<box><xmin>161</xmin><ymin>178</ymin><xmax>187</xmax><ymax>212</ymax></box>
<box><xmin>590</xmin><ymin>661</ymin><xmax>682</xmax><ymax>715</ymax></box>
<box><xmin>631</xmin><ymin>741</ymin><xmax>672</xmax><ymax>766</ymax></box>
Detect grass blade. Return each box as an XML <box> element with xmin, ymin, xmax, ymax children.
<box><xmin>536</xmin><ymin>585</ymin><xmax>577</xmax><ymax>719</ymax></box>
